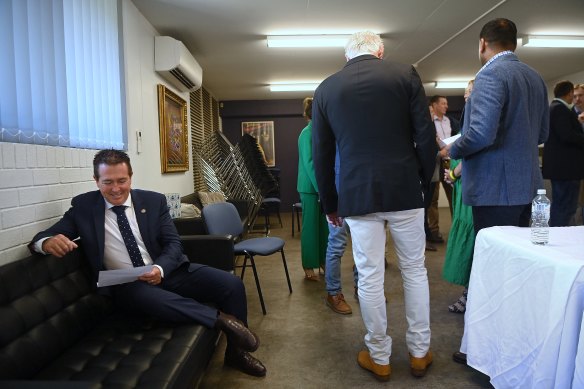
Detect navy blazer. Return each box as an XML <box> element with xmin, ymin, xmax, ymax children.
<box><xmin>542</xmin><ymin>100</ymin><xmax>584</xmax><ymax>180</ymax></box>
<box><xmin>312</xmin><ymin>55</ymin><xmax>437</xmax><ymax>217</ymax></box>
<box><xmin>30</xmin><ymin>189</ymin><xmax>190</xmax><ymax>281</ymax></box>
<box><xmin>449</xmin><ymin>53</ymin><xmax>549</xmax><ymax>206</ymax></box>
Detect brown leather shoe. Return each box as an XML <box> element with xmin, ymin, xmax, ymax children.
<box><xmin>326</xmin><ymin>293</ymin><xmax>352</xmax><ymax>314</ymax></box>
<box><xmin>215</xmin><ymin>312</ymin><xmax>259</xmax><ymax>352</ymax></box>
<box><xmin>225</xmin><ymin>348</ymin><xmax>267</xmax><ymax>377</ymax></box>
<box><xmin>410</xmin><ymin>350</ymin><xmax>433</xmax><ymax>377</ymax></box>
<box><xmin>357</xmin><ymin>350</ymin><xmax>391</xmax><ymax>381</ymax></box>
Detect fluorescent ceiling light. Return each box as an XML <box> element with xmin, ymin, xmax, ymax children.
<box><xmin>270</xmin><ymin>82</ymin><xmax>320</xmax><ymax>92</ymax></box>
<box><xmin>267</xmin><ymin>35</ymin><xmax>350</xmax><ymax>48</ymax></box>
<box><xmin>522</xmin><ymin>35</ymin><xmax>584</xmax><ymax>48</ymax></box>
<box><xmin>435</xmin><ymin>81</ymin><xmax>468</xmax><ymax>89</ymax></box>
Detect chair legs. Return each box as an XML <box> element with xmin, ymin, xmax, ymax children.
<box><xmin>291</xmin><ymin>205</ymin><xmax>295</xmax><ymax>237</ymax></box>
<box><xmin>249</xmin><ymin>255</ymin><xmax>267</xmax><ymax>316</ymax></box>
<box><xmin>280</xmin><ymin>249</ymin><xmax>293</xmax><ymax>294</ymax></box>
<box><xmin>292</xmin><ymin>203</ymin><xmax>302</xmax><ymax>237</ymax></box>
<box><xmin>238</xmin><ymin>250</ymin><xmax>293</xmax><ymax>315</ymax></box>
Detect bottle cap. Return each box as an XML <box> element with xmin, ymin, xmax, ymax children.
<box><xmin>537</xmin><ymin>189</ymin><xmax>546</xmax><ymax>194</ymax></box>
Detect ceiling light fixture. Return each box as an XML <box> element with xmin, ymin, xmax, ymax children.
<box><xmin>522</xmin><ymin>35</ymin><xmax>584</xmax><ymax>48</ymax></box>
<box><xmin>434</xmin><ymin>81</ymin><xmax>469</xmax><ymax>89</ymax></box>
<box><xmin>267</xmin><ymin>35</ymin><xmax>351</xmax><ymax>48</ymax></box>
<box><xmin>269</xmin><ymin>82</ymin><xmax>320</xmax><ymax>92</ymax></box>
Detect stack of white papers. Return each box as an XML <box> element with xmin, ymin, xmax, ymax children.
<box><xmin>97</xmin><ymin>265</ymin><xmax>154</xmax><ymax>287</ymax></box>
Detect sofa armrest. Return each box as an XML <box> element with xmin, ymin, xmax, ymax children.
<box><xmin>173</xmin><ymin>217</ymin><xmax>206</xmax><ymax>235</ymax></box>
<box><xmin>181</xmin><ymin>235</ymin><xmax>235</xmax><ymax>272</ymax></box>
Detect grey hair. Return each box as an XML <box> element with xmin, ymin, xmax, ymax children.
<box><xmin>345</xmin><ymin>31</ymin><xmax>383</xmax><ymax>60</ymax></box>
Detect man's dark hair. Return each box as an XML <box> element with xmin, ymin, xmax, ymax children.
<box><xmin>93</xmin><ymin>149</ymin><xmax>133</xmax><ymax>179</ymax></box>
<box><xmin>430</xmin><ymin>95</ymin><xmax>447</xmax><ymax>105</ymax></box>
<box><xmin>554</xmin><ymin>80</ymin><xmax>574</xmax><ymax>98</ymax></box>
<box><xmin>480</xmin><ymin>18</ymin><xmax>517</xmax><ymax>50</ymax></box>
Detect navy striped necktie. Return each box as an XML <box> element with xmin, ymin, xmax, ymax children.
<box><xmin>111</xmin><ymin>205</ymin><xmax>145</xmax><ymax>267</ymax></box>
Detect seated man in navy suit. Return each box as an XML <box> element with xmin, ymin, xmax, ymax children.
<box><xmin>29</xmin><ymin>149</ymin><xmax>266</xmax><ymax>377</ymax></box>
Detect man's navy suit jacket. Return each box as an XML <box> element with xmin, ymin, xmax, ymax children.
<box><xmin>30</xmin><ymin>189</ymin><xmax>192</xmax><ymax>282</ymax></box>
<box><xmin>312</xmin><ymin>54</ymin><xmax>437</xmax><ymax>217</ymax></box>
<box><xmin>543</xmin><ymin>100</ymin><xmax>584</xmax><ymax>180</ymax></box>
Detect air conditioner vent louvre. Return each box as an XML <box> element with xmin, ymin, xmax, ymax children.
<box><xmin>170</xmin><ymin>68</ymin><xmax>196</xmax><ymax>89</ymax></box>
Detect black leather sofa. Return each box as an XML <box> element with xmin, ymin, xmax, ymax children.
<box><xmin>0</xmin><ymin>241</ymin><xmax>226</xmax><ymax>389</ymax></box>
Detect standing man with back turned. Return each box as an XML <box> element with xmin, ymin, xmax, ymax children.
<box><xmin>442</xmin><ymin>17</ymin><xmax>549</xmax><ymax>234</ymax></box>
<box><xmin>312</xmin><ymin>31</ymin><xmax>437</xmax><ymax>381</ymax></box>
<box><xmin>439</xmin><ymin>18</ymin><xmax>549</xmax><ymax>365</ymax></box>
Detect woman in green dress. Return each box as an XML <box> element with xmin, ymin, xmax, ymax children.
<box><xmin>297</xmin><ymin>97</ymin><xmax>328</xmax><ymax>281</ymax></box>
<box><xmin>442</xmin><ymin>80</ymin><xmax>475</xmax><ymax>313</ymax></box>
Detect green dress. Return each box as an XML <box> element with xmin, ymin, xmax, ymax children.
<box><xmin>297</xmin><ymin>121</ymin><xmax>328</xmax><ymax>269</ymax></box>
<box><xmin>442</xmin><ymin>159</ymin><xmax>475</xmax><ymax>286</ymax></box>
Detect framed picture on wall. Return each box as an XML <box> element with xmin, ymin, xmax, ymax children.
<box><xmin>241</xmin><ymin>121</ymin><xmax>275</xmax><ymax>167</ymax></box>
<box><xmin>157</xmin><ymin>84</ymin><xmax>189</xmax><ymax>173</ymax></box>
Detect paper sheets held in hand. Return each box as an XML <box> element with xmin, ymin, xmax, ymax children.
<box><xmin>97</xmin><ymin>265</ymin><xmax>154</xmax><ymax>287</ymax></box>
<box><xmin>442</xmin><ymin>133</ymin><xmax>461</xmax><ymax>145</ymax></box>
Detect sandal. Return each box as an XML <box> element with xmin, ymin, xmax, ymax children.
<box><xmin>304</xmin><ymin>268</ymin><xmax>319</xmax><ymax>282</ymax></box>
<box><xmin>448</xmin><ymin>289</ymin><xmax>467</xmax><ymax>313</ymax></box>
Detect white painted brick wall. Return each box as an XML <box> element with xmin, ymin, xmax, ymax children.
<box><xmin>0</xmin><ymin>189</ymin><xmax>19</xmax><ymax>209</ymax></box>
<box><xmin>27</xmin><ymin>146</ymin><xmax>37</xmax><ymax>167</ymax></box>
<box><xmin>15</xmin><ymin>143</ymin><xmax>28</xmax><ymax>168</ymax></box>
<box><xmin>0</xmin><ymin>143</ymin><xmax>98</xmax><ymax>265</ymax></box>
<box><xmin>19</xmin><ymin>186</ymin><xmax>50</xmax><ymax>205</ymax></box>
<box><xmin>33</xmin><ymin>169</ymin><xmax>60</xmax><ymax>185</ymax></box>
<box><xmin>0</xmin><ymin>170</ymin><xmax>34</xmax><ymax>189</ymax></box>
<box><xmin>2</xmin><ymin>205</ymin><xmax>37</xmax><ymax>228</ymax></box>
<box><xmin>2</xmin><ymin>143</ymin><xmax>15</xmax><ymax>168</ymax></box>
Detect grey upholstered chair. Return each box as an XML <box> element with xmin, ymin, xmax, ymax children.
<box><xmin>202</xmin><ymin>202</ymin><xmax>292</xmax><ymax>315</ymax></box>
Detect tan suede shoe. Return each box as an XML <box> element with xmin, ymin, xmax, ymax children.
<box><xmin>410</xmin><ymin>350</ymin><xmax>433</xmax><ymax>377</ymax></box>
<box><xmin>357</xmin><ymin>350</ymin><xmax>391</xmax><ymax>381</ymax></box>
<box><xmin>325</xmin><ymin>293</ymin><xmax>352</xmax><ymax>314</ymax></box>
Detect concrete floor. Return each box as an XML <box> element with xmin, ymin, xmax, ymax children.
<box><xmin>199</xmin><ymin>209</ymin><xmax>493</xmax><ymax>388</ymax></box>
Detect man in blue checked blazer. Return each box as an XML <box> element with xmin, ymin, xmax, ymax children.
<box><xmin>443</xmin><ymin>18</ymin><xmax>549</xmax><ymax>233</ymax></box>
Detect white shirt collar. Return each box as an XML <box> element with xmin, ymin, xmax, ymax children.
<box><xmin>475</xmin><ymin>50</ymin><xmax>514</xmax><ymax>77</ymax></box>
<box><xmin>553</xmin><ymin>98</ymin><xmax>572</xmax><ymax>109</ymax></box>
<box><xmin>104</xmin><ymin>193</ymin><xmax>133</xmax><ymax>210</ymax></box>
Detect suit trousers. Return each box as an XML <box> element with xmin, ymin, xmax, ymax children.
<box><xmin>471</xmin><ymin>204</ymin><xmax>531</xmax><ymax>234</ymax></box>
<box><xmin>428</xmin><ymin>161</ymin><xmax>454</xmax><ymax>234</ymax></box>
<box><xmin>550</xmin><ymin>179</ymin><xmax>581</xmax><ymax>226</ymax></box>
<box><xmin>346</xmin><ymin>208</ymin><xmax>431</xmax><ymax>364</ymax></box>
<box><xmin>111</xmin><ymin>263</ymin><xmax>248</xmax><ymax>328</ymax></box>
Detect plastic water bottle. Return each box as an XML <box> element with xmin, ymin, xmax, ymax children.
<box><xmin>530</xmin><ymin>189</ymin><xmax>550</xmax><ymax>245</ymax></box>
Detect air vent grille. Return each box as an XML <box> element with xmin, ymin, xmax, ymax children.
<box><xmin>170</xmin><ymin>68</ymin><xmax>196</xmax><ymax>89</ymax></box>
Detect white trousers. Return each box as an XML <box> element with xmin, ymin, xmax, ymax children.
<box><xmin>346</xmin><ymin>208</ymin><xmax>431</xmax><ymax>364</ymax></box>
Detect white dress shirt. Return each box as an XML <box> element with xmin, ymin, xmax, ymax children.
<box><xmin>103</xmin><ymin>194</ymin><xmax>154</xmax><ymax>270</ymax></box>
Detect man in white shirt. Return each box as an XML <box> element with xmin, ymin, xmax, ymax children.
<box><xmin>427</xmin><ymin>95</ymin><xmax>460</xmax><ymax>243</ymax></box>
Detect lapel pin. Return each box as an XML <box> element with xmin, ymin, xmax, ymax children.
<box><xmin>141</xmin><ymin>209</ymin><xmax>146</xmax><ymax>213</ymax></box>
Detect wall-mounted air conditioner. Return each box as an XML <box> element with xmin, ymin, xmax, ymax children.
<box><xmin>155</xmin><ymin>36</ymin><xmax>203</xmax><ymax>92</ymax></box>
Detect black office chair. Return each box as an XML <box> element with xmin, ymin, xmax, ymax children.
<box><xmin>202</xmin><ymin>202</ymin><xmax>292</xmax><ymax>315</ymax></box>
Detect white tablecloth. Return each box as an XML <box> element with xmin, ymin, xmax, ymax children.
<box><xmin>461</xmin><ymin>226</ymin><xmax>584</xmax><ymax>389</ymax></box>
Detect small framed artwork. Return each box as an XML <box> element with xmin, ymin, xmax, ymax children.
<box><xmin>241</xmin><ymin>121</ymin><xmax>275</xmax><ymax>167</ymax></box>
<box><xmin>157</xmin><ymin>84</ymin><xmax>189</xmax><ymax>173</ymax></box>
